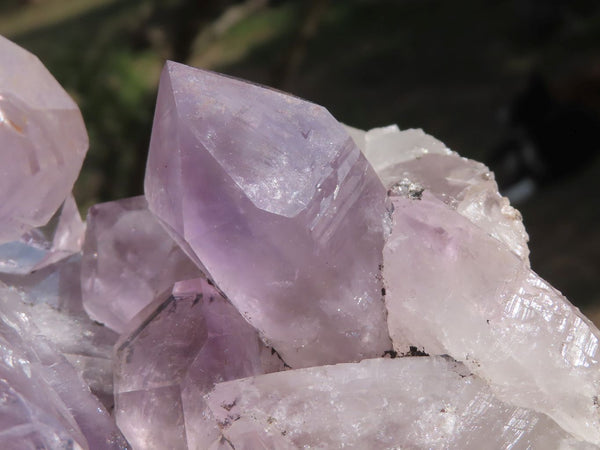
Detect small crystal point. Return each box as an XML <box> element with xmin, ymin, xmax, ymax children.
<box><xmin>384</xmin><ymin>192</ymin><xmax>600</xmax><ymax>444</ymax></box>
<box><xmin>145</xmin><ymin>62</ymin><xmax>391</xmax><ymax>368</ymax></box>
<box><xmin>81</xmin><ymin>196</ymin><xmax>200</xmax><ymax>333</ymax></box>
<box><xmin>0</xmin><ymin>36</ymin><xmax>88</xmax><ymax>243</ymax></box>
<box><xmin>114</xmin><ymin>277</ymin><xmax>284</xmax><ymax>449</ymax></box>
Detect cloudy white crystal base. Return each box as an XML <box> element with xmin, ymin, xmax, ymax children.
<box><xmin>206</xmin><ymin>357</ymin><xmax>593</xmax><ymax>449</ymax></box>
<box><xmin>383</xmin><ymin>191</ymin><xmax>600</xmax><ymax>444</ymax></box>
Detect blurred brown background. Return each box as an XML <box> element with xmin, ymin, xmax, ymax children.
<box><xmin>1</xmin><ymin>0</ymin><xmax>599</xmax><ymax>320</ymax></box>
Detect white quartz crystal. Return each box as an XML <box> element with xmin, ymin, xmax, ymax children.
<box><xmin>384</xmin><ymin>192</ymin><xmax>600</xmax><ymax>444</ymax></box>
<box><xmin>207</xmin><ymin>356</ymin><xmax>592</xmax><ymax>449</ymax></box>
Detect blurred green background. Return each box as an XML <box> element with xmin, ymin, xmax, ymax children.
<box><xmin>1</xmin><ymin>0</ymin><xmax>599</xmax><ymax>320</ymax></box>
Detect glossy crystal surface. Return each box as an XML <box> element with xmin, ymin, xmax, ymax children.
<box><xmin>145</xmin><ymin>62</ymin><xmax>390</xmax><ymax>368</ymax></box>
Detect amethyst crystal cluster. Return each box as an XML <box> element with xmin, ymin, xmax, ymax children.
<box><xmin>0</xmin><ymin>35</ymin><xmax>599</xmax><ymax>449</ymax></box>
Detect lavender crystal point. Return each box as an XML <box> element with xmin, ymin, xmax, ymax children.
<box><xmin>145</xmin><ymin>61</ymin><xmax>391</xmax><ymax>368</ymax></box>
<box><xmin>206</xmin><ymin>357</ymin><xmax>589</xmax><ymax>448</ymax></box>
<box><xmin>0</xmin><ymin>37</ymin><xmax>88</xmax><ymax>243</ymax></box>
<box><xmin>81</xmin><ymin>196</ymin><xmax>200</xmax><ymax>333</ymax></box>
<box><xmin>384</xmin><ymin>192</ymin><xmax>600</xmax><ymax>444</ymax></box>
<box><xmin>114</xmin><ymin>277</ymin><xmax>284</xmax><ymax>449</ymax></box>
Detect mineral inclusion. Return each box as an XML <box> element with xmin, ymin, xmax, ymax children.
<box><xmin>0</xmin><ymin>36</ymin><xmax>599</xmax><ymax>449</ymax></box>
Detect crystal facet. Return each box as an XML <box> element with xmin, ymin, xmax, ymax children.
<box><xmin>81</xmin><ymin>196</ymin><xmax>200</xmax><ymax>333</ymax></box>
<box><xmin>0</xmin><ymin>36</ymin><xmax>88</xmax><ymax>243</ymax></box>
<box><xmin>145</xmin><ymin>62</ymin><xmax>391</xmax><ymax>368</ymax></box>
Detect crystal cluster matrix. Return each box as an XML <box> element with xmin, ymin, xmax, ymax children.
<box><xmin>1</xmin><ymin>35</ymin><xmax>599</xmax><ymax>449</ymax></box>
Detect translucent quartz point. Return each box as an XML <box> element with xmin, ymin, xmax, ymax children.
<box><xmin>81</xmin><ymin>196</ymin><xmax>200</xmax><ymax>333</ymax></box>
<box><xmin>383</xmin><ymin>191</ymin><xmax>600</xmax><ymax>444</ymax></box>
<box><xmin>145</xmin><ymin>62</ymin><xmax>390</xmax><ymax>368</ymax></box>
<box><xmin>206</xmin><ymin>357</ymin><xmax>591</xmax><ymax>449</ymax></box>
<box><xmin>1</xmin><ymin>255</ymin><xmax>118</xmax><ymax>409</ymax></box>
<box><xmin>348</xmin><ymin>124</ymin><xmax>529</xmax><ymax>261</ymax></box>
<box><xmin>0</xmin><ymin>36</ymin><xmax>88</xmax><ymax>243</ymax></box>
<box><xmin>0</xmin><ymin>282</ymin><xmax>128</xmax><ymax>449</ymax></box>
<box><xmin>114</xmin><ymin>278</ymin><xmax>284</xmax><ymax>450</ymax></box>
<box><xmin>0</xmin><ymin>194</ymin><xmax>85</xmax><ymax>274</ymax></box>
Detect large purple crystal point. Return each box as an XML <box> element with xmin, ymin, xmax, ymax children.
<box><xmin>0</xmin><ymin>37</ymin><xmax>88</xmax><ymax>243</ymax></box>
<box><xmin>384</xmin><ymin>192</ymin><xmax>600</xmax><ymax>444</ymax></box>
<box><xmin>114</xmin><ymin>277</ymin><xmax>284</xmax><ymax>449</ymax></box>
<box><xmin>145</xmin><ymin>61</ymin><xmax>391</xmax><ymax>368</ymax></box>
<box><xmin>81</xmin><ymin>196</ymin><xmax>200</xmax><ymax>333</ymax></box>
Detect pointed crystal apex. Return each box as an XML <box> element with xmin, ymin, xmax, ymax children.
<box><xmin>145</xmin><ymin>62</ymin><xmax>390</xmax><ymax>368</ymax></box>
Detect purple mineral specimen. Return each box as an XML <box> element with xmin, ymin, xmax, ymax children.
<box><xmin>114</xmin><ymin>277</ymin><xmax>284</xmax><ymax>449</ymax></box>
<box><xmin>145</xmin><ymin>61</ymin><xmax>391</xmax><ymax>368</ymax></box>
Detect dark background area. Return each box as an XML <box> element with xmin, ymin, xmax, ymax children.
<box><xmin>1</xmin><ymin>0</ymin><xmax>599</xmax><ymax>320</ymax></box>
